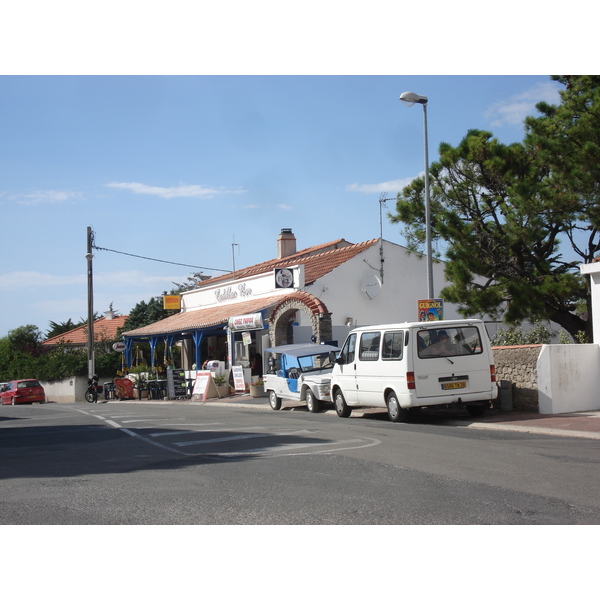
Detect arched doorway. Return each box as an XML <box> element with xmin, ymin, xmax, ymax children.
<box><xmin>268</xmin><ymin>291</ymin><xmax>332</xmax><ymax>347</ymax></box>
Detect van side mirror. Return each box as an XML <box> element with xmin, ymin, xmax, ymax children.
<box><xmin>331</xmin><ymin>351</ymin><xmax>344</xmax><ymax>365</ymax></box>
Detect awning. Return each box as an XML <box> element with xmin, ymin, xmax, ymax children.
<box><xmin>123</xmin><ymin>294</ymin><xmax>287</xmax><ymax>339</ymax></box>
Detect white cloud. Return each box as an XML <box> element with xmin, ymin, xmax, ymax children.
<box><xmin>106</xmin><ymin>181</ymin><xmax>247</xmax><ymax>199</ymax></box>
<box><xmin>485</xmin><ymin>81</ymin><xmax>561</xmax><ymax>127</ymax></box>
<box><xmin>7</xmin><ymin>190</ymin><xmax>83</xmax><ymax>205</ymax></box>
<box><xmin>346</xmin><ymin>177</ymin><xmax>415</xmax><ymax>195</ymax></box>
<box><xmin>277</xmin><ymin>203</ymin><xmax>293</xmax><ymax>210</ymax></box>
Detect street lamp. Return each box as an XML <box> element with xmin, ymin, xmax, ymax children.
<box><xmin>399</xmin><ymin>91</ymin><xmax>434</xmax><ymax>299</ymax></box>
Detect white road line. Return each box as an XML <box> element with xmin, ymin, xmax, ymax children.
<box><xmin>150</xmin><ymin>426</ymin><xmax>261</xmax><ymax>438</ymax></box>
<box><xmin>175</xmin><ymin>428</ymin><xmax>310</xmax><ymax>447</ymax></box>
<box><xmin>210</xmin><ymin>437</ymin><xmax>382</xmax><ymax>457</ymax></box>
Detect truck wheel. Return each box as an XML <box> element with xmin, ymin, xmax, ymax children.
<box><xmin>305</xmin><ymin>389</ymin><xmax>319</xmax><ymax>413</ymax></box>
<box><xmin>268</xmin><ymin>390</ymin><xmax>282</xmax><ymax>411</ymax></box>
<box><xmin>334</xmin><ymin>390</ymin><xmax>351</xmax><ymax>418</ymax></box>
<box><xmin>387</xmin><ymin>392</ymin><xmax>409</xmax><ymax>423</ymax></box>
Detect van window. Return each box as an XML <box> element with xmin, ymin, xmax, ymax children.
<box><xmin>359</xmin><ymin>332</ymin><xmax>380</xmax><ymax>361</ymax></box>
<box><xmin>382</xmin><ymin>330</ymin><xmax>404</xmax><ymax>360</ymax></box>
<box><xmin>340</xmin><ymin>333</ymin><xmax>357</xmax><ymax>364</ymax></box>
<box><xmin>417</xmin><ymin>326</ymin><xmax>483</xmax><ymax>359</ymax></box>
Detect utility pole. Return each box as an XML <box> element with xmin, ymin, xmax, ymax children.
<box><xmin>86</xmin><ymin>226</ymin><xmax>95</xmax><ymax>379</ymax></box>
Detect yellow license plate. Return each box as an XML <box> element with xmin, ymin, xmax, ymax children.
<box><xmin>442</xmin><ymin>381</ymin><xmax>467</xmax><ymax>390</ymax></box>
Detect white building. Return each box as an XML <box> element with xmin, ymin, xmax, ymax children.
<box><xmin>123</xmin><ymin>229</ymin><xmax>494</xmax><ymax>377</ymax></box>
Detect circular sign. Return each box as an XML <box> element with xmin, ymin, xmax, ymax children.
<box><xmin>112</xmin><ymin>342</ymin><xmax>126</xmax><ymax>352</ymax></box>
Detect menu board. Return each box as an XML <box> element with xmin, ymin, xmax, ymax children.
<box><xmin>232</xmin><ymin>365</ymin><xmax>246</xmax><ymax>393</ymax></box>
<box><xmin>167</xmin><ymin>368</ymin><xmax>187</xmax><ymax>398</ymax></box>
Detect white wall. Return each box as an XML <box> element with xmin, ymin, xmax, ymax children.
<box><xmin>40</xmin><ymin>376</ymin><xmax>89</xmax><ymax>403</ymax></box>
<box><xmin>580</xmin><ymin>262</ymin><xmax>600</xmax><ymax>343</ymax></box>
<box><xmin>537</xmin><ymin>344</ymin><xmax>600</xmax><ymax>414</ymax></box>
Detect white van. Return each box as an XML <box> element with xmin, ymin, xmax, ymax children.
<box><xmin>329</xmin><ymin>319</ymin><xmax>498</xmax><ymax>422</ymax></box>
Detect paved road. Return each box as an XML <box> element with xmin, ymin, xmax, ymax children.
<box><xmin>1</xmin><ymin>402</ymin><xmax>599</xmax><ymax>524</ymax></box>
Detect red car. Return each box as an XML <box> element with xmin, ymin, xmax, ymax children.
<box><xmin>0</xmin><ymin>379</ymin><xmax>46</xmax><ymax>405</ymax></box>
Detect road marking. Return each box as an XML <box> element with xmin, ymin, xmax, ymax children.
<box><xmin>174</xmin><ymin>429</ymin><xmax>309</xmax><ymax>447</ymax></box>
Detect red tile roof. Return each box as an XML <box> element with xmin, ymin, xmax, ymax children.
<box><xmin>195</xmin><ymin>238</ymin><xmax>379</xmax><ymax>288</ymax></box>
<box><xmin>123</xmin><ymin>296</ymin><xmax>285</xmax><ymax>337</ymax></box>
<box><xmin>42</xmin><ymin>315</ymin><xmax>129</xmax><ymax>346</ymax></box>
<box><xmin>122</xmin><ymin>237</ymin><xmax>379</xmax><ymax>338</ymax></box>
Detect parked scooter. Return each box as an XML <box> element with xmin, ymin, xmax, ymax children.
<box><xmin>85</xmin><ymin>374</ymin><xmax>104</xmax><ymax>403</ymax></box>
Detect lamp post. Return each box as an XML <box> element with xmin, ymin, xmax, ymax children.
<box><xmin>399</xmin><ymin>91</ymin><xmax>434</xmax><ymax>299</ymax></box>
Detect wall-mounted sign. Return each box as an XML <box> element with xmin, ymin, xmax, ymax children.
<box><xmin>274</xmin><ymin>268</ymin><xmax>294</xmax><ymax>288</ymax></box>
<box><xmin>228</xmin><ymin>313</ymin><xmax>264</xmax><ymax>331</ymax></box>
<box><xmin>418</xmin><ymin>299</ymin><xmax>444</xmax><ymax>321</ymax></box>
<box><xmin>163</xmin><ymin>295</ymin><xmax>181</xmax><ymax>310</ymax></box>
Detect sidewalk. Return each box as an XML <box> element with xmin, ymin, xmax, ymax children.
<box><xmin>117</xmin><ymin>394</ymin><xmax>600</xmax><ymax>440</ymax></box>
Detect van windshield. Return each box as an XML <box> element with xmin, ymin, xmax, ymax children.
<box><xmin>417</xmin><ymin>326</ymin><xmax>483</xmax><ymax>359</ymax></box>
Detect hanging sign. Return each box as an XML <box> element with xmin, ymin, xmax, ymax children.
<box><xmin>112</xmin><ymin>341</ymin><xmax>126</xmax><ymax>352</ymax></box>
<box><xmin>418</xmin><ymin>299</ymin><xmax>444</xmax><ymax>321</ymax></box>
<box><xmin>228</xmin><ymin>313</ymin><xmax>264</xmax><ymax>331</ymax></box>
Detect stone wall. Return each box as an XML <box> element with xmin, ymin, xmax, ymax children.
<box><xmin>492</xmin><ymin>345</ymin><xmax>542</xmax><ymax>412</ymax></box>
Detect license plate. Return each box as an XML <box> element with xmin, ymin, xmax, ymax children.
<box><xmin>441</xmin><ymin>381</ymin><xmax>466</xmax><ymax>390</ymax></box>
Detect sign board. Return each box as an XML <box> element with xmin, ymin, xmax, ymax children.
<box><xmin>192</xmin><ymin>371</ymin><xmax>218</xmax><ymax>401</ymax></box>
<box><xmin>112</xmin><ymin>341</ymin><xmax>126</xmax><ymax>352</ymax></box>
<box><xmin>163</xmin><ymin>295</ymin><xmax>181</xmax><ymax>310</ymax></box>
<box><xmin>228</xmin><ymin>313</ymin><xmax>264</xmax><ymax>331</ymax></box>
<box><xmin>418</xmin><ymin>299</ymin><xmax>444</xmax><ymax>322</ymax></box>
<box><xmin>166</xmin><ymin>368</ymin><xmax>188</xmax><ymax>398</ymax></box>
<box><xmin>232</xmin><ymin>365</ymin><xmax>246</xmax><ymax>393</ymax></box>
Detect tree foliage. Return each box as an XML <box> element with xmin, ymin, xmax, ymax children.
<box><xmin>391</xmin><ymin>76</ymin><xmax>600</xmax><ymax>341</ymax></box>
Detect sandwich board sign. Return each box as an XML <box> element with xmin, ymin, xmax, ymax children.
<box><xmin>192</xmin><ymin>371</ymin><xmax>218</xmax><ymax>402</ymax></box>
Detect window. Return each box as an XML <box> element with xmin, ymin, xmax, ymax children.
<box><xmin>340</xmin><ymin>333</ymin><xmax>357</xmax><ymax>364</ymax></box>
<box><xmin>417</xmin><ymin>326</ymin><xmax>483</xmax><ymax>359</ymax></box>
<box><xmin>382</xmin><ymin>330</ymin><xmax>404</xmax><ymax>360</ymax></box>
<box><xmin>359</xmin><ymin>332</ymin><xmax>380</xmax><ymax>361</ymax></box>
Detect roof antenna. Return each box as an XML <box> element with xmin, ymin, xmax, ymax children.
<box><xmin>379</xmin><ymin>193</ymin><xmax>390</xmax><ymax>283</ymax></box>
<box><xmin>232</xmin><ymin>235</ymin><xmax>240</xmax><ymax>276</ymax></box>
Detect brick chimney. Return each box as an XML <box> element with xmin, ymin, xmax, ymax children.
<box><xmin>277</xmin><ymin>228</ymin><xmax>297</xmax><ymax>259</ymax></box>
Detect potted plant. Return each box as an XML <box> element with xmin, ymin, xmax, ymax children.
<box><xmin>213</xmin><ymin>374</ymin><xmax>230</xmax><ymax>397</ymax></box>
<box><xmin>129</xmin><ymin>365</ymin><xmax>149</xmax><ymax>399</ymax></box>
<box><xmin>250</xmin><ymin>377</ymin><xmax>266</xmax><ymax>398</ymax></box>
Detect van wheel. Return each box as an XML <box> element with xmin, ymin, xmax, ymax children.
<box><xmin>268</xmin><ymin>390</ymin><xmax>282</xmax><ymax>411</ymax></box>
<box><xmin>466</xmin><ymin>404</ymin><xmax>486</xmax><ymax>417</ymax></box>
<box><xmin>387</xmin><ymin>392</ymin><xmax>409</xmax><ymax>423</ymax></box>
<box><xmin>305</xmin><ymin>389</ymin><xmax>319</xmax><ymax>413</ymax></box>
<box><xmin>334</xmin><ymin>390</ymin><xmax>351</xmax><ymax>418</ymax></box>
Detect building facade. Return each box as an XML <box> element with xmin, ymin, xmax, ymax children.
<box><xmin>122</xmin><ymin>229</ymin><xmax>489</xmax><ymax>382</ymax></box>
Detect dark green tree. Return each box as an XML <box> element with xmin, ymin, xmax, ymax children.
<box><xmin>46</xmin><ymin>318</ymin><xmax>79</xmax><ymax>339</ymax></box>
<box><xmin>391</xmin><ymin>123</ymin><xmax>592</xmax><ymax>340</ymax></box>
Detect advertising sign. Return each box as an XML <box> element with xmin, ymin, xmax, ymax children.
<box><xmin>163</xmin><ymin>295</ymin><xmax>181</xmax><ymax>310</ymax></box>
<box><xmin>418</xmin><ymin>299</ymin><xmax>444</xmax><ymax>321</ymax></box>
<box><xmin>232</xmin><ymin>365</ymin><xmax>246</xmax><ymax>392</ymax></box>
<box><xmin>228</xmin><ymin>313</ymin><xmax>264</xmax><ymax>331</ymax></box>
<box><xmin>112</xmin><ymin>341</ymin><xmax>126</xmax><ymax>352</ymax></box>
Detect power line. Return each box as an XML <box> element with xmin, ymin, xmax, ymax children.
<box><xmin>91</xmin><ymin>243</ymin><xmax>231</xmax><ymax>273</ymax></box>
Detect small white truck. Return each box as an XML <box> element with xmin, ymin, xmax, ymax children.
<box><xmin>263</xmin><ymin>343</ymin><xmax>339</xmax><ymax>412</ymax></box>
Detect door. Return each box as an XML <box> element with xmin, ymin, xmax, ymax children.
<box><xmin>335</xmin><ymin>333</ymin><xmax>358</xmax><ymax>404</ymax></box>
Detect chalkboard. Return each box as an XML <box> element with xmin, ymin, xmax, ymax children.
<box><xmin>167</xmin><ymin>368</ymin><xmax>187</xmax><ymax>398</ymax></box>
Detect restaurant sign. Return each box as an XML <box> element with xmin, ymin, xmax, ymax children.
<box><xmin>228</xmin><ymin>312</ymin><xmax>264</xmax><ymax>331</ymax></box>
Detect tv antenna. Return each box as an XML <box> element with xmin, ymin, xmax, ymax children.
<box><xmin>379</xmin><ymin>193</ymin><xmax>391</xmax><ymax>283</ymax></box>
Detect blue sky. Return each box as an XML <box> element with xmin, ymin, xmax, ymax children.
<box><xmin>3</xmin><ymin>1</ymin><xmax>591</xmax><ymax>339</ymax></box>
<box><xmin>0</xmin><ymin>74</ymin><xmax>564</xmax><ymax>337</ymax></box>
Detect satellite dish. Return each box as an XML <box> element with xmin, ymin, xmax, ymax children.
<box><xmin>360</xmin><ymin>274</ymin><xmax>382</xmax><ymax>300</ymax></box>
